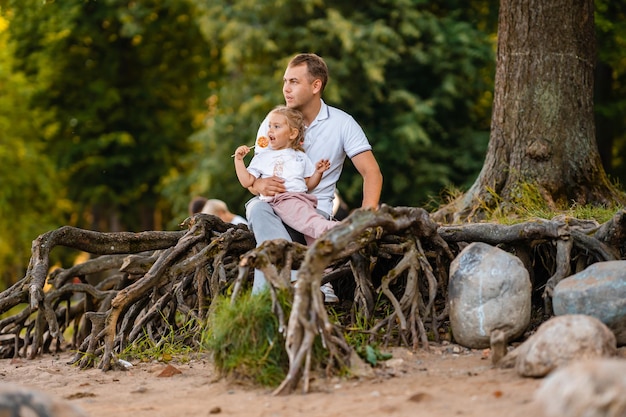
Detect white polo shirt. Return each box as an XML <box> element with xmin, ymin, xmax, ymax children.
<box><xmin>255</xmin><ymin>100</ymin><xmax>372</xmax><ymax>215</ymax></box>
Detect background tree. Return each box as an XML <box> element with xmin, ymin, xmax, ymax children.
<box><xmin>439</xmin><ymin>0</ymin><xmax>626</xmax><ymax>222</ymax></box>
<box><xmin>594</xmin><ymin>0</ymin><xmax>626</xmax><ymax>185</ymax></box>
<box><xmin>0</xmin><ymin>11</ymin><xmax>68</xmax><ymax>288</ymax></box>
<box><xmin>4</xmin><ymin>0</ymin><xmax>213</xmax><ymax>232</ymax></box>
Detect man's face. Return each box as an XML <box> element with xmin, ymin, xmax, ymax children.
<box><xmin>282</xmin><ymin>63</ymin><xmax>315</xmax><ymax>110</ymax></box>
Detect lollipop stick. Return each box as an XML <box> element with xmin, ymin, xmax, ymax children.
<box><xmin>231</xmin><ymin>145</ymin><xmax>255</xmax><ymax>158</ymax></box>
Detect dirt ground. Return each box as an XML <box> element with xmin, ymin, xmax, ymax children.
<box><xmin>0</xmin><ymin>343</ymin><xmax>551</xmax><ymax>417</ymax></box>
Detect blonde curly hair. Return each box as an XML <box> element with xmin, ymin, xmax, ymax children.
<box><xmin>270</xmin><ymin>105</ymin><xmax>305</xmax><ymax>152</ymax></box>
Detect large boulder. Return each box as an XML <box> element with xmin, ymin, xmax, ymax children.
<box><xmin>449</xmin><ymin>242</ymin><xmax>531</xmax><ymax>349</ymax></box>
<box><xmin>553</xmin><ymin>260</ymin><xmax>626</xmax><ymax>345</ymax></box>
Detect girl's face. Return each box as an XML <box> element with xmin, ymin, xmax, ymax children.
<box><xmin>267</xmin><ymin>113</ymin><xmax>297</xmax><ymax>150</ymax></box>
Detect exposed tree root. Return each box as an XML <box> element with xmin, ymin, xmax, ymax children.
<box><xmin>0</xmin><ymin>207</ymin><xmax>624</xmax><ymax>394</ymax></box>
<box><xmin>273</xmin><ymin>205</ymin><xmax>453</xmax><ymax>394</ymax></box>
<box><xmin>0</xmin><ymin>215</ymin><xmax>253</xmax><ymax>366</ymax></box>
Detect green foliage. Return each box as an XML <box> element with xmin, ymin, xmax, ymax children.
<box><xmin>203</xmin><ymin>290</ymin><xmax>292</xmax><ymax>387</ymax></box>
<box><xmin>356</xmin><ymin>344</ymin><xmax>393</xmax><ymax>367</ymax></box>
<box><xmin>4</xmin><ymin>0</ymin><xmax>213</xmax><ymax>231</ymax></box>
<box><xmin>0</xmin><ymin>12</ymin><xmax>69</xmax><ymax>288</ymax></box>
<box><xmin>594</xmin><ymin>0</ymin><xmax>626</xmax><ymax>187</ymax></box>
<box><xmin>562</xmin><ymin>203</ymin><xmax>623</xmax><ymax>224</ymax></box>
<box><xmin>329</xmin><ymin>299</ymin><xmax>393</xmax><ymax>368</ymax></box>
<box><xmin>319</xmin><ymin>3</ymin><xmax>495</xmax><ymax>207</ymax></box>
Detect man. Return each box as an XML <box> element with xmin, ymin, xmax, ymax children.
<box><xmin>246</xmin><ymin>53</ymin><xmax>383</xmax><ymax>301</ymax></box>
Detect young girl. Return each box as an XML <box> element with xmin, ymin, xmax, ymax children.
<box><xmin>234</xmin><ymin>105</ymin><xmax>336</xmax><ymax>245</ymax></box>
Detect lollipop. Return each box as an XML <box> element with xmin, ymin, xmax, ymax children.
<box><xmin>257</xmin><ymin>136</ymin><xmax>269</xmax><ymax>148</ymax></box>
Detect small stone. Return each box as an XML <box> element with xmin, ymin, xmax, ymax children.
<box><xmin>157</xmin><ymin>364</ymin><xmax>182</xmax><ymax>377</ymax></box>
<box><xmin>408</xmin><ymin>392</ymin><xmax>432</xmax><ymax>402</ymax></box>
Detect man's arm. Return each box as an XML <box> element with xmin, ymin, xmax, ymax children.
<box><xmin>351</xmin><ymin>150</ymin><xmax>383</xmax><ymax>209</ymax></box>
<box><xmin>248</xmin><ymin>177</ymin><xmax>287</xmax><ymax>197</ymax></box>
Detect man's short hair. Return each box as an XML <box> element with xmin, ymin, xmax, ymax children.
<box><xmin>288</xmin><ymin>53</ymin><xmax>329</xmax><ymax>93</ymax></box>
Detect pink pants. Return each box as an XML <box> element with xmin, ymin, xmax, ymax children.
<box><xmin>270</xmin><ymin>192</ymin><xmax>337</xmax><ymax>245</ymax></box>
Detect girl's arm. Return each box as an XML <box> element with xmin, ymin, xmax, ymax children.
<box><xmin>305</xmin><ymin>159</ymin><xmax>330</xmax><ymax>191</ymax></box>
<box><xmin>233</xmin><ymin>146</ymin><xmax>257</xmax><ymax>188</ymax></box>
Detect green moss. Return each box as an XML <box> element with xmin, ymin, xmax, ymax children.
<box><xmin>483</xmin><ymin>182</ymin><xmax>622</xmax><ymax>224</ymax></box>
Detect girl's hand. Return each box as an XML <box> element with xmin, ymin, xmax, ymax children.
<box><xmin>315</xmin><ymin>159</ymin><xmax>330</xmax><ymax>174</ymax></box>
<box><xmin>234</xmin><ymin>146</ymin><xmax>251</xmax><ymax>160</ymax></box>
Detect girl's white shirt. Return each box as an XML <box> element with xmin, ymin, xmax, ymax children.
<box><xmin>246</xmin><ymin>148</ymin><xmax>315</xmax><ymax>202</ymax></box>
<box><xmin>255</xmin><ymin>100</ymin><xmax>372</xmax><ymax>215</ymax></box>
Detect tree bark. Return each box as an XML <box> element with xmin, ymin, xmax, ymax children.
<box><xmin>439</xmin><ymin>0</ymin><xmax>626</xmax><ymax>222</ymax></box>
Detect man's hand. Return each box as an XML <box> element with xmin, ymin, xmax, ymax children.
<box><xmin>250</xmin><ymin>176</ymin><xmax>287</xmax><ymax>196</ymax></box>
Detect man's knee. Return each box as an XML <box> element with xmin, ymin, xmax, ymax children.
<box><xmin>246</xmin><ymin>197</ymin><xmax>269</xmax><ymax>220</ymax></box>
<box><xmin>246</xmin><ymin>198</ymin><xmax>275</xmax><ymax>234</ymax></box>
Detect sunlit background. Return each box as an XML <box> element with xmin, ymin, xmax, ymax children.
<box><xmin>0</xmin><ymin>0</ymin><xmax>624</xmax><ymax>288</ymax></box>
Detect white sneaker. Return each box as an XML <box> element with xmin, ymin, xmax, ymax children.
<box><xmin>320</xmin><ymin>283</ymin><xmax>339</xmax><ymax>304</ymax></box>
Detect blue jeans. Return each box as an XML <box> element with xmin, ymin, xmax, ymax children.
<box><xmin>245</xmin><ymin>196</ymin><xmax>329</xmax><ymax>293</ymax></box>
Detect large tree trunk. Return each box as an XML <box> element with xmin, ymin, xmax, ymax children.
<box><xmin>438</xmin><ymin>0</ymin><xmax>625</xmax><ymax>222</ymax></box>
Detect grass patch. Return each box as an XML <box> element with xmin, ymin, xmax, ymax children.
<box><xmin>202</xmin><ymin>289</ymin><xmax>292</xmax><ymax>387</ymax></box>
<box><xmin>328</xmin><ymin>297</ymin><xmax>393</xmax><ymax>367</ymax></box>
<box><xmin>119</xmin><ymin>313</ymin><xmax>203</xmax><ymax>364</ymax></box>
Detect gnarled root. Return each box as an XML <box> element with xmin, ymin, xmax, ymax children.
<box><xmin>273</xmin><ymin>204</ymin><xmax>450</xmax><ymax>394</ymax></box>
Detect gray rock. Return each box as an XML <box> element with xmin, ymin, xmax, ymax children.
<box><xmin>0</xmin><ymin>383</ymin><xmax>87</xmax><ymax>417</ymax></box>
<box><xmin>503</xmin><ymin>314</ymin><xmax>616</xmax><ymax>377</ymax></box>
<box><xmin>534</xmin><ymin>358</ymin><xmax>626</xmax><ymax>417</ymax></box>
<box><xmin>553</xmin><ymin>260</ymin><xmax>626</xmax><ymax>345</ymax></box>
<box><xmin>449</xmin><ymin>242</ymin><xmax>531</xmax><ymax>349</ymax></box>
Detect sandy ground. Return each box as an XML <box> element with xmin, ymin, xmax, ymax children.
<box><xmin>0</xmin><ymin>344</ymin><xmax>551</xmax><ymax>417</ymax></box>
